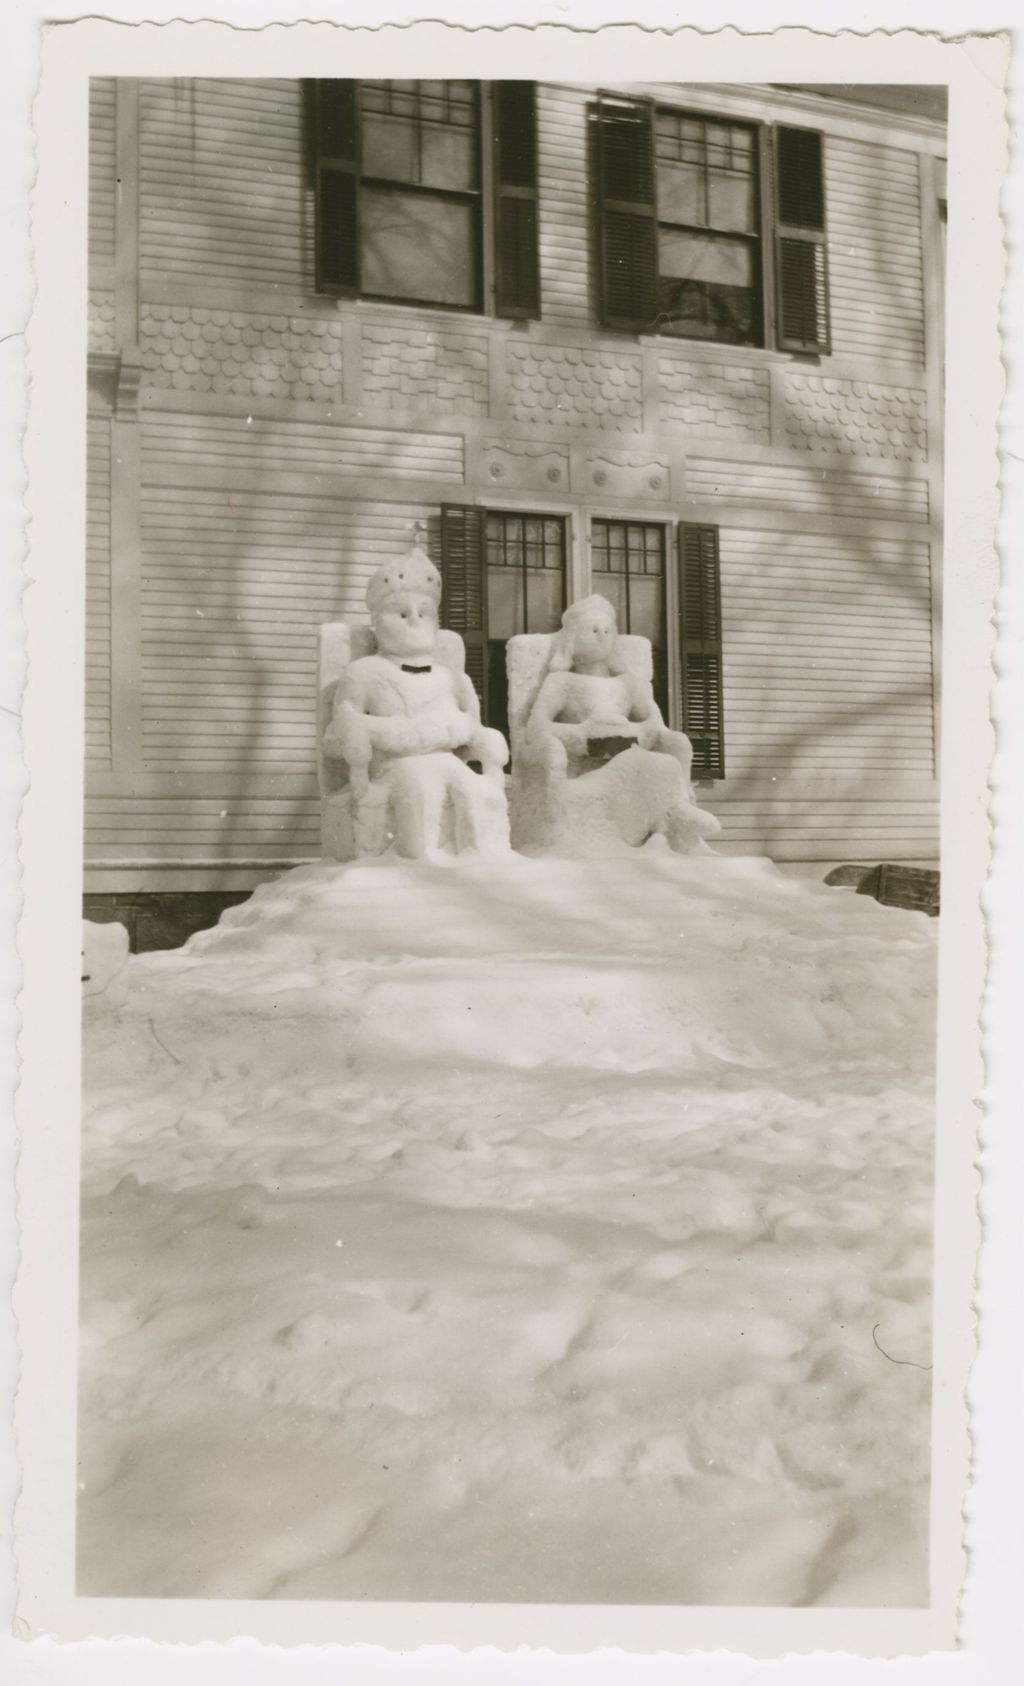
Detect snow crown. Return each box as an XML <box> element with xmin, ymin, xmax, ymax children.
<box><xmin>366</xmin><ymin>544</ymin><xmax>442</xmax><ymax>617</ymax></box>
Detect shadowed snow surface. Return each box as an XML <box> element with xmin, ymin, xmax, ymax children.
<box><xmin>78</xmin><ymin>853</ymin><xmax>936</xmax><ymax>1605</ymax></box>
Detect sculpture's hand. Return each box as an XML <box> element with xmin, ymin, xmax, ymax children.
<box><xmin>467</xmin><ymin>723</ymin><xmax>509</xmax><ymax>775</ymax></box>
<box><xmin>326</xmin><ymin>698</ymin><xmax>373</xmax><ymax>768</ymax></box>
<box><xmin>550</xmin><ymin>722</ymin><xmax>589</xmax><ymax>758</ymax></box>
<box><xmin>637</xmin><ymin>717</ymin><xmax>664</xmax><ymax>752</ymax></box>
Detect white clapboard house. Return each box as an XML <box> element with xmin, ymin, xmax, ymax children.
<box><xmin>85</xmin><ymin>78</ymin><xmax>946</xmax><ymax>900</ymax></box>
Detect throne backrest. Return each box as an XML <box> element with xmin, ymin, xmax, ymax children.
<box><xmin>505</xmin><ymin>630</ymin><xmax>655</xmax><ymax>752</ymax></box>
<box><xmin>317</xmin><ymin>620</ymin><xmax>469</xmax><ymax>796</ymax></box>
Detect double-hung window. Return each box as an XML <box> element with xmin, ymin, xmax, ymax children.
<box><xmin>358</xmin><ymin>80</ymin><xmax>482</xmax><ymax>310</ymax></box>
<box><xmin>589</xmin><ymin>518</ymin><xmax>725</xmax><ymax>779</ymax></box>
<box><xmin>439</xmin><ymin>506</ymin><xmax>567</xmax><ymax>740</ymax></box>
<box><xmin>591</xmin><ymin>92</ymin><xmax>830</xmax><ymax>354</ymax></box>
<box><xmin>591</xmin><ymin>519</ymin><xmax>669</xmax><ymax>718</ymax></box>
<box><xmin>655</xmin><ymin>113</ymin><xmax>761</xmax><ymax>346</ymax></box>
<box><xmin>313</xmin><ymin>80</ymin><xmax>540</xmax><ymax>318</ymax></box>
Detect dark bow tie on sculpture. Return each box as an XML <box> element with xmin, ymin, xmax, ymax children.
<box><xmin>319</xmin><ymin>539</ymin><xmax>511</xmax><ymax>858</ymax></box>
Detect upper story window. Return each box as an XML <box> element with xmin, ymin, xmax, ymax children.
<box><xmin>313</xmin><ymin>80</ymin><xmax>540</xmax><ymax>319</ymax></box>
<box><xmin>655</xmin><ymin>113</ymin><xmax>761</xmax><ymax>346</ymax></box>
<box><xmin>359</xmin><ymin>81</ymin><xmax>481</xmax><ymax>309</ymax></box>
<box><xmin>591</xmin><ymin>92</ymin><xmax>830</xmax><ymax>356</ymax></box>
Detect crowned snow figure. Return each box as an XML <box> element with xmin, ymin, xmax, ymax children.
<box><xmin>319</xmin><ymin>539</ymin><xmax>510</xmax><ymax>859</ymax></box>
<box><xmin>507</xmin><ymin>594</ymin><xmax>721</xmax><ymax>856</ymax></box>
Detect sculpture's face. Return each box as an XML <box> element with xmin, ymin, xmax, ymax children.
<box><xmin>572</xmin><ymin>609</ymin><xmax>617</xmax><ymax>668</ymax></box>
<box><xmin>374</xmin><ymin>590</ymin><xmax>438</xmax><ymax>659</ymax></box>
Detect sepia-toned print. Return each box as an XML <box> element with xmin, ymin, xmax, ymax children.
<box><xmin>17</xmin><ymin>20</ymin><xmax>1005</xmax><ymax>1657</ymax></box>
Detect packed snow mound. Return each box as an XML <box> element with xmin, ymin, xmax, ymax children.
<box><xmin>79</xmin><ymin>853</ymin><xmax>937</xmax><ymax>1607</ymax></box>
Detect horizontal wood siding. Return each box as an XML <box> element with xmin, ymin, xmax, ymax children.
<box><xmin>84</xmin><ymin>795</ymin><xmax>322</xmax><ymax>860</ymax></box>
<box><xmin>688</xmin><ymin>457</ymin><xmax>929</xmax><ymax>522</ymax></box>
<box><xmin>140</xmin><ymin>411</ymin><xmax>464</xmax><ymax>483</ymax></box>
<box><xmin>536</xmin><ymin>83</ymin><xmax>592</xmax><ymax>327</ymax></box>
<box><xmin>697</xmin><ymin>794</ymin><xmax>940</xmax><ymax>862</ymax></box>
<box><xmin>86</xmin><ymin>418</ymin><xmax>112</xmax><ymax>770</ymax></box>
<box><xmin>84</xmin><ymin>79</ymin><xmax>944</xmax><ymax>882</ymax></box>
<box><xmin>138</xmin><ymin>78</ymin><xmax>313</xmax><ymax>295</ymax></box>
<box><xmin>135</xmin><ymin>418</ymin><xmax>435</xmax><ymax>787</ymax></box>
<box><xmin>89</xmin><ymin>78</ymin><xmax>116</xmax><ymax>277</ymax></box>
<box><xmin>826</xmin><ymin>137</ymin><xmax>926</xmax><ymax>367</ymax></box>
<box><xmin>717</xmin><ymin>526</ymin><xmax>936</xmax><ymax>782</ymax></box>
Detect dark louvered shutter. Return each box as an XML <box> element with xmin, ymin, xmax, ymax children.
<box><xmin>591</xmin><ymin>94</ymin><xmax>659</xmax><ymax>332</ymax></box>
<box><xmin>441</xmin><ymin>505</ymin><xmax>489</xmax><ymax>712</ymax></box>
<box><xmin>678</xmin><ymin>524</ymin><xmax>725</xmax><ymax>779</ymax></box>
<box><xmin>315</xmin><ymin>80</ymin><xmax>360</xmax><ymax>295</ymax></box>
<box><xmin>773</xmin><ymin>125</ymin><xmax>830</xmax><ymax>354</ymax></box>
<box><xmin>494</xmin><ymin>82</ymin><xmax>540</xmax><ymax>320</ymax></box>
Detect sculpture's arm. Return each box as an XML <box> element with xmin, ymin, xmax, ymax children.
<box><xmin>324</xmin><ymin>675</ymin><xmax>370</xmax><ymax>760</ymax></box>
<box><xmin>444</xmin><ymin>672</ymin><xmax>507</xmax><ymax>774</ymax></box>
<box><xmin>526</xmin><ymin>675</ymin><xmax>588</xmax><ymax>761</ymax></box>
<box><xmin>333</xmin><ymin>666</ymin><xmax>475</xmax><ymax>759</ymax></box>
<box><xmin>469</xmin><ymin>725</ymin><xmax>510</xmax><ymax>777</ymax></box>
<box><xmin>656</xmin><ymin>726</ymin><xmax>695</xmax><ymax>785</ymax></box>
<box><xmin>453</xmin><ymin>669</ymin><xmax>483</xmax><ymax>724</ymax></box>
<box><xmin>623</xmin><ymin>676</ymin><xmax>692</xmax><ymax>777</ymax></box>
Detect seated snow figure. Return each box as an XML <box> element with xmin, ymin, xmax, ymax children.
<box><xmin>508</xmin><ymin>594</ymin><xmax>721</xmax><ymax>856</ymax></box>
<box><xmin>319</xmin><ymin>541</ymin><xmax>510</xmax><ymax>859</ymax></box>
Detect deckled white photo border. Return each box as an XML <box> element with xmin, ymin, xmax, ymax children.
<box><xmin>14</xmin><ymin>17</ymin><xmax>1006</xmax><ymax>1656</ymax></box>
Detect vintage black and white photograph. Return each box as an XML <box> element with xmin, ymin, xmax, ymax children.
<box><xmin>14</xmin><ymin>18</ymin><xmax>1006</xmax><ymax>1655</ymax></box>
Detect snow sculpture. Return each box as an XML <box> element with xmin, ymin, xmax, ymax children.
<box><xmin>508</xmin><ymin>594</ymin><xmax>721</xmax><ymax>855</ymax></box>
<box><xmin>319</xmin><ymin>540</ymin><xmax>510</xmax><ymax>859</ymax></box>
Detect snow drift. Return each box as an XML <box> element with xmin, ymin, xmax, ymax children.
<box><xmin>78</xmin><ymin>852</ymin><xmax>937</xmax><ymax>1606</ymax></box>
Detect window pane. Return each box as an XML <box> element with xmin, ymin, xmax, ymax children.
<box><xmin>707</xmin><ymin>167</ymin><xmax>757</xmax><ymax>234</ymax></box>
<box><xmin>362</xmin><ymin>187</ymin><xmax>478</xmax><ymax>307</ymax></box>
<box><xmin>657</xmin><ymin>159</ymin><xmax>705</xmax><ymax>226</ymax></box>
<box><xmin>591</xmin><ymin>572</ymin><xmax>626</xmax><ymax>629</ymax></box>
<box><xmin>626</xmin><ymin>526</ymin><xmax>646</xmax><ymax>569</ymax></box>
<box><xmin>487</xmin><ymin>567</ymin><xmax>524</xmax><ymax>640</ymax></box>
<box><xmin>658</xmin><ymin>229</ymin><xmax>756</xmax><ymax>344</ymax></box>
<box><xmin>361</xmin><ymin>112</ymin><xmax>419</xmax><ymax>184</ymax></box>
<box><xmin>525</xmin><ymin>568</ymin><xmax>563</xmax><ymax>633</ymax></box>
<box><xmin>680</xmin><ymin>118</ymin><xmax>704</xmax><ymax>163</ymax></box>
<box><xmin>659</xmin><ymin>229</ymin><xmax>754</xmax><ymax>288</ymax></box>
<box><xmin>421</xmin><ymin>123</ymin><xmax>478</xmax><ymax>192</ymax></box>
<box><xmin>630</xmin><ymin>576</ymin><xmax>665</xmax><ymax>648</ymax></box>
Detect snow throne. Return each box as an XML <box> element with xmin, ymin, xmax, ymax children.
<box><xmin>319</xmin><ymin>543</ymin><xmax>510</xmax><ymax>859</ymax></box>
<box><xmin>508</xmin><ymin>595</ymin><xmax>721</xmax><ymax>856</ymax></box>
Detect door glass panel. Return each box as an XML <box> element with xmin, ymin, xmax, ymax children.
<box><xmin>525</xmin><ymin>568</ymin><xmax>563</xmax><ymax>633</ymax></box>
<box><xmin>630</xmin><ymin>575</ymin><xmax>665</xmax><ymax>647</ymax></box>
<box><xmin>487</xmin><ymin>567</ymin><xmax>524</xmax><ymax>641</ymax></box>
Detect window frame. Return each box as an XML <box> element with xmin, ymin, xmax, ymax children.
<box><xmin>591</xmin><ymin>90</ymin><xmax>829</xmax><ymax>356</ymax></box>
<box><xmin>484</xmin><ymin>507</ymin><xmax>570</xmax><ymax>643</ymax></box>
<box><xmin>589</xmin><ymin>514</ymin><xmax>672</xmax><ymax>721</ymax></box>
<box><xmin>313</xmin><ymin>80</ymin><xmax>540</xmax><ymax>321</ymax></box>
<box><xmin>356</xmin><ymin>79</ymin><xmax>486</xmax><ymax>315</ymax></box>
<box><xmin>652</xmin><ymin>105</ymin><xmax>766</xmax><ymax>351</ymax></box>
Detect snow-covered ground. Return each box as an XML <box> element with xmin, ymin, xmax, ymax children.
<box><xmin>78</xmin><ymin>852</ymin><xmax>937</xmax><ymax>1606</ymax></box>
